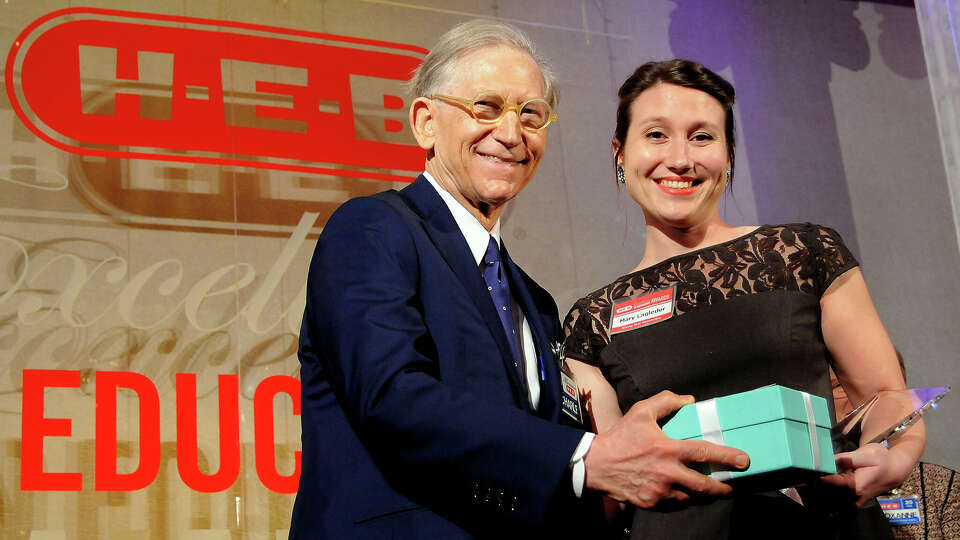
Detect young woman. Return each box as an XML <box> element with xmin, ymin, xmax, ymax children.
<box><xmin>563</xmin><ymin>59</ymin><xmax>923</xmax><ymax>539</ymax></box>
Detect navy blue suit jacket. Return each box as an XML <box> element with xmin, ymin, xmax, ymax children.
<box><xmin>289</xmin><ymin>176</ymin><xmax>594</xmax><ymax>538</ymax></box>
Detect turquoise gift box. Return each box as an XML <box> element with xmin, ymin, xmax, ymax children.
<box><xmin>661</xmin><ymin>384</ymin><xmax>837</xmax><ymax>490</ymax></box>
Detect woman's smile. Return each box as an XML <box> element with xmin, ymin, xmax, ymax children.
<box><xmin>654</xmin><ymin>176</ymin><xmax>702</xmax><ymax>195</ymax></box>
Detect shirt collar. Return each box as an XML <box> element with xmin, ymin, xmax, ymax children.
<box><xmin>422</xmin><ymin>171</ymin><xmax>501</xmax><ymax>266</ymax></box>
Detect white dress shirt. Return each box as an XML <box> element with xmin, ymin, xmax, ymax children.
<box><xmin>421</xmin><ymin>171</ymin><xmax>593</xmax><ymax>497</ymax></box>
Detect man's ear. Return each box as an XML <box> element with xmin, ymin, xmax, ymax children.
<box><xmin>410</xmin><ymin>97</ymin><xmax>436</xmax><ymax>151</ymax></box>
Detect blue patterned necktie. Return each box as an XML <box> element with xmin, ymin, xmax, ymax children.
<box><xmin>482</xmin><ymin>236</ymin><xmax>524</xmax><ymax>375</ymax></box>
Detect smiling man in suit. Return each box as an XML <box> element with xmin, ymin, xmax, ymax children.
<box><xmin>289</xmin><ymin>19</ymin><xmax>748</xmax><ymax>539</ymax></box>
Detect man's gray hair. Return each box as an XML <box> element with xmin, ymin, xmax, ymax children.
<box><xmin>409</xmin><ymin>19</ymin><xmax>558</xmax><ymax>108</ymax></box>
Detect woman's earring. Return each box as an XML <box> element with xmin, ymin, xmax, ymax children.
<box><xmin>726</xmin><ymin>166</ymin><xmax>732</xmax><ymax>181</ymax></box>
<box><xmin>616</xmin><ymin>166</ymin><xmax>626</xmax><ymax>184</ymax></box>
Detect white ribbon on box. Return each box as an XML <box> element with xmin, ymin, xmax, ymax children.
<box><xmin>695</xmin><ymin>398</ymin><xmax>733</xmax><ymax>481</ymax></box>
<box><xmin>801</xmin><ymin>391</ymin><xmax>821</xmax><ymax>471</ymax></box>
<box><xmin>694</xmin><ymin>390</ymin><xmax>821</xmax><ymax>481</ymax></box>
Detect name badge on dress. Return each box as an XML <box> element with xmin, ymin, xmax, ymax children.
<box><xmin>609</xmin><ymin>286</ymin><xmax>676</xmax><ymax>335</ymax></box>
<box><xmin>878</xmin><ymin>496</ymin><xmax>921</xmax><ymax>525</ymax></box>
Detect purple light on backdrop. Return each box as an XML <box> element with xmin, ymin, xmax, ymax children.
<box><xmin>949</xmin><ymin>0</ymin><xmax>960</xmax><ymax>75</ymax></box>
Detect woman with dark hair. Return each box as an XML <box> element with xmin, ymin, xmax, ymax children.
<box><xmin>563</xmin><ymin>59</ymin><xmax>924</xmax><ymax>538</ymax></box>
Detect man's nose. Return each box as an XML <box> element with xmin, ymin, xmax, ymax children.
<box><xmin>492</xmin><ymin>109</ymin><xmax>523</xmax><ymax>146</ymax></box>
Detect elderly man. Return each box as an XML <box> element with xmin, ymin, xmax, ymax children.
<box><xmin>289</xmin><ymin>19</ymin><xmax>747</xmax><ymax>538</ymax></box>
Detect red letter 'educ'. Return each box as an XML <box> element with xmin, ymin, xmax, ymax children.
<box><xmin>176</xmin><ymin>373</ymin><xmax>241</xmax><ymax>492</ymax></box>
<box><xmin>21</xmin><ymin>369</ymin><xmax>82</xmax><ymax>491</ymax></box>
<box><xmin>95</xmin><ymin>370</ymin><xmax>161</xmax><ymax>491</ymax></box>
<box><xmin>254</xmin><ymin>375</ymin><xmax>301</xmax><ymax>493</ymax></box>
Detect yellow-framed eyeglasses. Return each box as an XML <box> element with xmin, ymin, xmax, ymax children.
<box><xmin>430</xmin><ymin>92</ymin><xmax>558</xmax><ymax>131</ymax></box>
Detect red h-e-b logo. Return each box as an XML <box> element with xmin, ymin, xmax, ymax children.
<box><xmin>6</xmin><ymin>8</ymin><xmax>427</xmax><ymax>182</ymax></box>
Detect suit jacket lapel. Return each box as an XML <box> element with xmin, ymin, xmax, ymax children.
<box><xmin>500</xmin><ymin>243</ymin><xmax>561</xmax><ymax>421</ymax></box>
<box><xmin>397</xmin><ymin>176</ymin><xmax>531</xmax><ymax>409</ymax></box>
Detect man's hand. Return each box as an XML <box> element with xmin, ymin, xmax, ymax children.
<box><xmin>583</xmin><ymin>390</ymin><xmax>749</xmax><ymax>509</ymax></box>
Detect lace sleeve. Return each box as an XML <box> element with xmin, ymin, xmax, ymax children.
<box><xmin>562</xmin><ymin>297</ymin><xmax>611</xmax><ymax>366</ymax></box>
<box><xmin>795</xmin><ymin>223</ymin><xmax>859</xmax><ymax>296</ymax></box>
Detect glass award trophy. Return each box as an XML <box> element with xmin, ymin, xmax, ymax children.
<box><xmin>832</xmin><ymin>385</ymin><xmax>951</xmax><ymax>448</ymax></box>
<box><xmin>782</xmin><ymin>385</ymin><xmax>949</xmax><ymax>508</ymax></box>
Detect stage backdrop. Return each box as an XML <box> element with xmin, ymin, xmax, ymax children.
<box><xmin>2</xmin><ymin>1</ymin><xmax>957</xmax><ymax>538</ymax></box>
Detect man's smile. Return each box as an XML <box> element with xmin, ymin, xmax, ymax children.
<box><xmin>477</xmin><ymin>151</ymin><xmax>527</xmax><ymax>165</ymax></box>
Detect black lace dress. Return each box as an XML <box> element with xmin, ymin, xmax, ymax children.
<box><xmin>563</xmin><ymin>223</ymin><xmax>892</xmax><ymax>539</ymax></box>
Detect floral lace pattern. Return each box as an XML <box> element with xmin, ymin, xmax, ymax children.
<box><xmin>562</xmin><ymin>223</ymin><xmax>858</xmax><ymax>365</ymax></box>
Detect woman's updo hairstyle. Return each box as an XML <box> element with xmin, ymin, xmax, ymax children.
<box><xmin>613</xmin><ymin>59</ymin><xmax>736</xmax><ymax>185</ymax></box>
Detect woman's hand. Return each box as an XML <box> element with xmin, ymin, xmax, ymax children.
<box><xmin>819</xmin><ymin>442</ymin><xmax>914</xmax><ymax>507</ymax></box>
